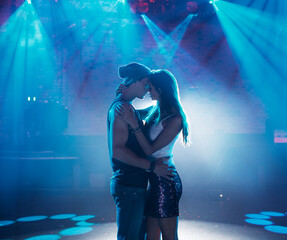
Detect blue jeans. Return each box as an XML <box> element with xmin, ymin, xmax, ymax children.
<box><xmin>111</xmin><ymin>181</ymin><xmax>147</xmax><ymax>240</ymax></box>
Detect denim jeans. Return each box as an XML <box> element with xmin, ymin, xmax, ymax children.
<box><xmin>111</xmin><ymin>181</ymin><xmax>147</xmax><ymax>240</ymax></box>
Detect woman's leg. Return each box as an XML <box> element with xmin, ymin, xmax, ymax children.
<box><xmin>158</xmin><ymin>216</ymin><xmax>179</xmax><ymax>240</ymax></box>
<box><xmin>146</xmin><ymin>215</ymin><xmax>161</xmax><ymax>240</ymax></box>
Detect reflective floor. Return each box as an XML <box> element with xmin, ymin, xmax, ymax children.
<box><xmin>0</xmin><ymin>188</ymin><xmax>287</xmax><ymax>240</ymax></box>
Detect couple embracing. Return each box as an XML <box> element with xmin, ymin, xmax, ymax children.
<box><xmin>107</xmin><ymin>62</ymin><xmax>189</xmax><ymax>240</ymax></box>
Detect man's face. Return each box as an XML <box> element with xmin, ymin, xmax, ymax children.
<box><xmin>134</xmin><ymin>77</ymin><xmax>149</xmax><ymax>99</ymax></box>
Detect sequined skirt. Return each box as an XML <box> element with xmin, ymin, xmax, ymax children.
<box><xmin>145</xmin><ymin>171</ymin><xmax>182</xmax><ymax>218</ymax></box>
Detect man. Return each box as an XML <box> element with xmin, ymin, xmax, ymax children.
<box><xmin>107</xmin><ymin>63</ymin><xmax>172</xmax><ymax>240</ymax></box>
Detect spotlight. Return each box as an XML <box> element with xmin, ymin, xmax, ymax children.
<box><xmin>27</xmin><ymin>0</ymin><xmax>31</xmax><ymax>4</ymax></box>
<box><xmin>211</xmin><ymin>0</ymin><xmax>220</xmax><ymax>5</ymax></box>
<box><xmin>186</xmin><ymin>1</ymin><xmax>198</xmax><ymax>14</ymax></box>
<box><xmin>211</xmin><ymin>0</ymin><xmax>219</xmax><ymax>11</ymax></box>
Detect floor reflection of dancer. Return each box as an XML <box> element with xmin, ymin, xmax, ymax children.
<box><xmin>116</xmin><ymin>69</ymin><xmax>189</xmax><ymax>240</ymax></box>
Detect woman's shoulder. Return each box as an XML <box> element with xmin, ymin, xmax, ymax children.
<box><xmin>161</xmin><ymin>113</ymin><xmax>182</xmax><ymax>128</ymax></box>
<box><xmin>163</xmin><ymin>112</ymin><xmax>181</xmax><ymax>120</ymax></box>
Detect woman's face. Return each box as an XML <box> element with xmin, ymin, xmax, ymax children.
<box><xmin>148</xmin><ymin>82</ymin><xmax>160</xmax><ymax>101</ymax></box>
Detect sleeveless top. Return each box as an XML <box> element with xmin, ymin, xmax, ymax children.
<box><xmin>148</xmin><ymin>115</ymin><xmax>179</xmax><ymax>167</ymax></box>
<box><xmin>107</xmin><ymin>99</ymin><xmax>148</xmax><ymax>189</ymax></box>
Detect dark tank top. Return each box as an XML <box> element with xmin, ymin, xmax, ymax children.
<box><xmin>107</xmin><ymin>98</ymin><xmax>148</xmax><ymax>189</ymax></box>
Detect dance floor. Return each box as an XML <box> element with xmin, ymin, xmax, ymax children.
<box><xmin>1</xmin><ymin>188</ymin><xmax>286</xmax><ymax>240</ymax></box>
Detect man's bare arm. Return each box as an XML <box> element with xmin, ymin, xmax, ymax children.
<box><xmin>109</xmin><ymin>104</ymin><xmax>151</xmax><ymax>170</ymax></box>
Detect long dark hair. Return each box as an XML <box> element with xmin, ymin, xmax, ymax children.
<box><xmin>146</xmin><ymin>70</ymin><xmax>189</xmax><ymax>144</ymax></box>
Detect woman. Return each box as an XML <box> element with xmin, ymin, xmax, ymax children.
<box><xmin>116</xmin><ymin>69</ymin><xmax>189</xmax><ymax>240</ymax></box>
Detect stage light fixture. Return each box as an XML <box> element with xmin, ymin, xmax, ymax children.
<box><xmin>186</xmin><ymin>1</ymin><xmax>198</xmax><ymax>14</ymax></box>
<box><xmin>27</xmin><ymin>0</ymin><xmax>31</xmax><ymax>4</ymax></box>
<box><xmin>136</xmin><ymin>1</ymin><xmax>149</xmax><ymax>13</ymax></box>
<box><xmin>129</xmin><ymin>0</ymin><xmax>149</xmax><ymax>14</ymax></box>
